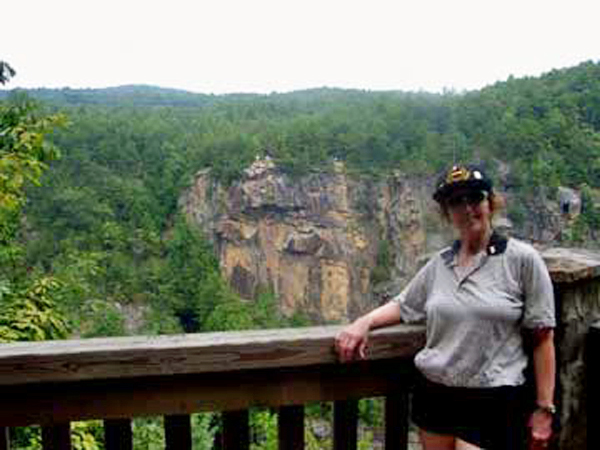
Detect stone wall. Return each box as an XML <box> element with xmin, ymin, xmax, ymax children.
<box><xmin>542</xmin><ymin>248</ymin><xmax>600</xmax><ymax>449</ymax></box>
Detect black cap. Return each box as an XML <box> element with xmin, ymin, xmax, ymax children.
<box><xmin>433</xmin><ymin>164</ymin><xmax>493</xmax><ymax>203</ymax></box>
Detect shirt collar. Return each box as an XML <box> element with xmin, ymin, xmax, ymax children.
<box><xmin>441</xmin><ymin>230</ymin><xmax>508</xmax><ymax>266</ymax></box>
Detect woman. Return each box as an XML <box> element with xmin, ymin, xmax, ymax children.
<box><xmin>335</xmin><ymin>164</ymin><xmax>556</xmax><ymax>450</ymax></box>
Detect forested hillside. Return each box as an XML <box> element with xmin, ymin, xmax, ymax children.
<box><xmin>2</xmin><ymin>60</ymin><xmax>600</xmax><ymax>341</ymax></box>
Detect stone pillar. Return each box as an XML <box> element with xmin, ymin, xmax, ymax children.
<box><xmin>542</xmin><ymin>248</ymin><xmax>600</xmax><ymax>450</ymax></box>
<box><xmin>588</xmin><ymin>322</ymin><xmax>600</xmax><ymax>450</ymax></box>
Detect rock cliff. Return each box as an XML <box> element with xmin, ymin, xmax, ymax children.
<box><xmin>181</xmin><ymin>159</ymin><xmax>578</xmax><ymax>323</ymax></box>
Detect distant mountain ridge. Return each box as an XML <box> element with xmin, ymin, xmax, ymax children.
<box><xmin>0</xmin><ymin>83</ymin><xmax>436</xmax><ymax>108</ymax></box>
<box><xmin>0</xmin><ymin>84</ymin><xmax>218</xmax><ymax>107</ymax></box>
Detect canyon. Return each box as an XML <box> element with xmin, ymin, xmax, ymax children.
<box><xmin>181</xmin><ymin>158</ymin><xmax>577</xmax><ymax>323</ymax></box>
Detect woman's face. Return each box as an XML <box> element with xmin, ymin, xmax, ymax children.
<box><xmin>445</xmin><ymin>189</ymin><xmax>492</xmax><ymax>236</ymax></box>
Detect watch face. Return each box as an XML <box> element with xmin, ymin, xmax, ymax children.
<box><xmin>537</xmin><ymin>405</ymin><xmax>556</xmax><ymax>415</ymax></box>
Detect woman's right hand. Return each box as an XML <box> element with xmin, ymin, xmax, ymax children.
<box><xmin>334</xmin><ymin>316</ymin><xmax>371</xmax><ymax>363</ymax></box>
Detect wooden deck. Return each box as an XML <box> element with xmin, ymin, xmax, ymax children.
<box><xmin>0</xmin><ymin>324</ymin><xmax>426</xmax><ymax>449</ymax></box>
<box><xmin>2</xmin><ymin>247</ymin><xmax>600</xmax><ymax>449</ymax></box>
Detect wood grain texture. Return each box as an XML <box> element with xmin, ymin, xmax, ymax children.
<box><xmin>0</xmin><ymin>359</ymin><xmax>415</xmax><ymax>427</ymax></box>
<box><xmin>0</xmin><ymin>325</ymin><xmax>425</xmax><ymax>387</ymax></box>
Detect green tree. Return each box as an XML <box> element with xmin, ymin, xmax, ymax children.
<box><xmin>0</xmin><ymin>86</ymin><xmax>68</xmax><ymax>341</ymax></box>
<box><xmin>0</xmin><ymin>85</ymin><xmax>70</xmax><ymax>358</ymax></box>
<box><xmin>0</xmin><ymin>61</ymin><xmax>16</xmax><ymax>85</ymax></box>
<box><xmin>0</xmin><ymin>94</ymin><xmax>66</xmax><ymax>276</ymax></box>
<box><xmin>0</xmin><ymin>276</ymin><xmax>68</xmax><ymax>342</ymax></box>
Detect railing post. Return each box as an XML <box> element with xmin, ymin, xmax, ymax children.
<box><xmin>333</xmin><ymin>399</ymin><xmax>358</xmax><ymax>450</ymax></box>
<box><xmin>104</xmin><ymin>418</ymin><xmax>132</xmax><ymax>450</ymax></box>
<box><xmin>385</xmin><ymin>390</ymin><xmax>410</xmax><ymax>450</ymax></box>
<box><xmin>41</xmin><ymin>424</ymin><xmax>71</xmax><ymax>450</ymax></box>
<box><xmin>588</xmin><ymin>322</ymin><xmax>600</xmax><ymax>450</ymax></box>
<box><xmin>278</xmin><ymin>405</ymin><xmax>304</xmax><ymax>450</ymax></box>
<box><xmin>165</xmin><ymin>414</ymin><xmax>192</xmax><ymax>450</ymax></box>
<box><xmin>222</xmin><ymin>410</ymin><xmax>249</xmax><ymax>450</ymax></box>
<box><xmin>0</xmin><ymin>427</ymin><xmax>8</xmax><ymax>450</ymax></box>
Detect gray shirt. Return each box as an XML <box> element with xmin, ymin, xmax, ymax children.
<box><xmin>394</xmin><ymin>235</ymin><xmax>555</xmax><ymax>388</ymax></box>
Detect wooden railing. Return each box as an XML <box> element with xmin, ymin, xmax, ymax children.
<box><xmin>0</xmin><ymin>324</ymin><xmax>426</xmax><ymax>449</ymax></box>
<box><xmin>2</xmin><ymin>247</ymin><xmax>600</xmax><ymax>449</ymax></box>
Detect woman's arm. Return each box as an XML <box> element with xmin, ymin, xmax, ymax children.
<box><xmin>528</xmin><ymin>328</ymin><xmax>556</xmax><ymax>447</ymax></box>
<box><xmin>532</xmin><ymin>328</ymin><xmax>556</xmax><ymax>408</ymax></box>
<box><xmin>335</xmin><ymin>301</ymin><xmax>401</xmax><ymax>363</ymax></box>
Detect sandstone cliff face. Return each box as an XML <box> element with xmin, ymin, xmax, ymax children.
<box><xmin>180</xmin><ymin>159</ymin><xmax>578</xmax><ymax>323</ymax></box>
<box><xmin>181</xmin><ymin>160</ymin><xmax>440</xmax><ymax>322</ymax></box>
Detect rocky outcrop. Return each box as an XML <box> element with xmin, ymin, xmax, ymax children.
<box><xmin>180</xmin><ymin>159</ymin><xmax>586</xmax><ymax>323</ymax></box>
<box><xmin>181</xmin><ymin>160</ymin><xmax>441</xmax><ymax>322</ymax></box>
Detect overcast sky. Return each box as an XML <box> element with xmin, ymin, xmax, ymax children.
<box><xmin>2</xmin><ymin>0</ymin><xmax>599</xmax><ymax>95</ymax></box>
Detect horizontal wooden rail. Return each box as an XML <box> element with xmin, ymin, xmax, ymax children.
<box><xmin>0</xmin><ymin>324</ymin><xmax>425</xmax><ymax>387</ymax></box>
<box><xmin>0</xmin><ymin>325</ymin><xmax>424</xmax><ymax>430</ymax></box>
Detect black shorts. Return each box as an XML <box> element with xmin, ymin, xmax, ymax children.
<box><xmin>411</xmin><ymin>373</ymin><xmax>530</xmax><ymax>449</ymax></box>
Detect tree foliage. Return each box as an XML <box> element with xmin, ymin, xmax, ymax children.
<box><xmin>0</xmin><ymin>59</ymin><xmax>599</xmax><ymax>340</ymax></box>
<box><xmin>2</xmin><ymin>58</ymin><xmax>600</xmax><ymax>450</ymax></box>
<box><xmin>0</xmin><ymin>95</ymin><xmax>65</xmax><ymax>244</ymax></box>
<box><xmin>0</xmin><ymin>85</ymin><xmax>68</xmax><ymax>344</ymax></box>
<box><xmin>0</xmin><ymin>276</ymin><xmax>68</xmax><ymax>342</ymax></box>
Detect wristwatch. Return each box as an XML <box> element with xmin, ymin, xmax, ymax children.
<box><xmin>536</xmin><ymin>403</ymin><xmax>557</xmax><ymax>415</ymax></box>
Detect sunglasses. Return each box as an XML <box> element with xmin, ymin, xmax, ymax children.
<box><xmin>446</xmin><ymin>190</ymin><xmax>488</xmax><ymax>209</ymax></box>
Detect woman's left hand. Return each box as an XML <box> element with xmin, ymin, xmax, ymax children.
<box><xmin>528</xmin><ymin>409</ymin><xmax>553</xmax><ymax>449</ymax></box>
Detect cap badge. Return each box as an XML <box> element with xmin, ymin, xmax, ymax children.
<box><xmin>446</xmin><ymin>166</ymin><xmax>471</xmax><ymax>184</ymax></box>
